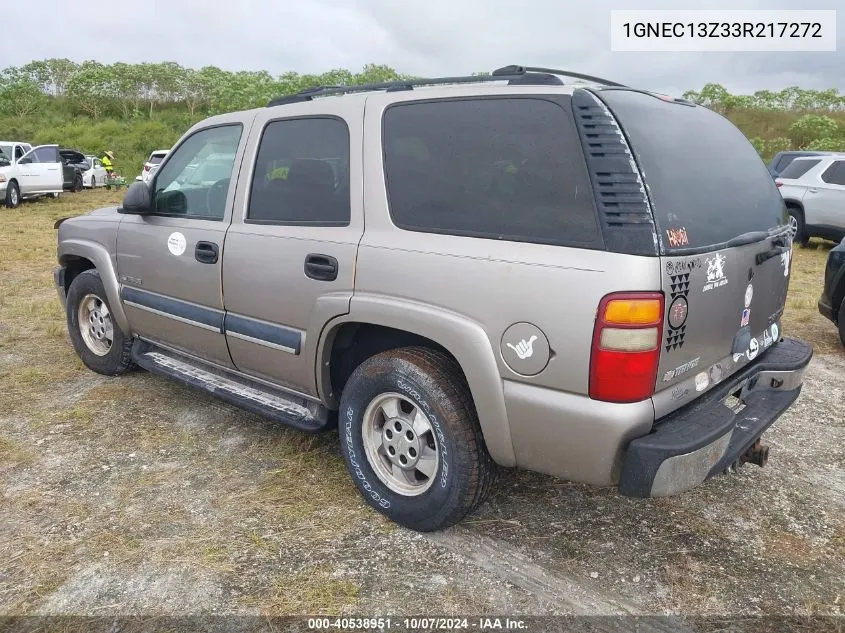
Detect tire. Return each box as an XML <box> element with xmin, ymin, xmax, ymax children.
<box><xmin>338</xmin><ymin>347</ymin><xmax>496</xmax><ymax>531</ymax></box>
<box><xmin>90</xmin><ymin>176</ymin><xmax>95</xmax><ymax>189</ymax></box>
<box><xmin>73</xmin><ymin>173</ymin><xmax>83</xmax><ymax>193</ymax></box>
<box><xmin>787</xmin><ymin>206</ymin><xmax>808</xmax><ymax>246</ymax></box>
<box><xmin>4</xmin><ymin>181</ymin><xmax>20</xmax><ymax>208</ymax></box>
<box><xmin>66</xmin><ymin>269</ymin><xmax>134</xmax><ymax>376</ymax></box>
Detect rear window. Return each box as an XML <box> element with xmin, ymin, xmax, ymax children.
<box><xmin>598</xmin><ymin>90</ymin><xmax>786</xmax><ymax>252</ymax></box>
<box><xmin>149</xmin><ymin>154</ymin><xmax>166</xmax><ymax>165</ymax></box>
<box><xmin>382</xmin><ymin>97</ymin><xmax>601</xmax><ymax>248</ymax></box>
<box><xmin>779</xmin><ymin>159</ymin><xmax>821</xmax><ymax>180</ymax></box>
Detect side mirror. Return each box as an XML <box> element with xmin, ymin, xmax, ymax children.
<box><xmin>119</xmin><ymin>181</ymin><xmax>153</xmax><ymax>215</ymax></box>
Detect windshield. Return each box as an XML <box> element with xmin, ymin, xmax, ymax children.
<box><xmin>598</xmin><ymin>90</ymin><xmax>788</xmax><ymax>252</ymax></box>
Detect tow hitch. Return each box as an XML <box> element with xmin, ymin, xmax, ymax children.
<box><xmin>740</xmin><ymin>439</ymin><xmax>770</xmax><ymax>468</ymax></box>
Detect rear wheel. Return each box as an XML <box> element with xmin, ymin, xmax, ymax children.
<box><xmin>4</xmin><ymin>181</ymin><xmax>20</xmax><ymax>208</ymax></box>
<box><xmin>90</xmin><ymin>176</ymin><xmax>95</xmax><ymax>188</ymax></box>
<box><xmin>787</xmin><ymin>205</ymin><xmax>808</xmax><ymax>246</ymax></box>
<box><xmin>72</xmin><ymin>173</ymin><xmax>83</xmax><ymax>192</ymax></box>
<box><xmin>66</xmin><ymin>270</ymin><xmax>134</xmax><ymax>375</ymax></box>
<box><xmin>338</xmin><ymin>347</ymin><xmax>496</xmax><ymax>531</ymax></box>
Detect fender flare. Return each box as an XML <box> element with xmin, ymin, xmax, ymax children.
<box><xmin>316</xmin><ymin>296</ymin><xmax>516</xmax><ymax>467</ymax></box>
<box><xmin>58</xmin><ymin>238</ymin><xmax>131</xmax><ymax>334</ymax></box>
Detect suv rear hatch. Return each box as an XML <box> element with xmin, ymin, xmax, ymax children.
<box><xmin>592</xmin><ymin>89</ymin><xmax>791</xmax><ymax>412</ymax></box>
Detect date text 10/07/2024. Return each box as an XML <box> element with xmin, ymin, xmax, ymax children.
<box><xmin>307</xmin><ymin>617</ymin><xmax>528</xmax><ymax>630</ymax></box>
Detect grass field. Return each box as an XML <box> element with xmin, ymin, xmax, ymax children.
<box><xmin>0</xmin><ymin>189</ymin><xmax>842</xmax><ymax>617</ymax></box>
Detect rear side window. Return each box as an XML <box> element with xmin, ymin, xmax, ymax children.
<box><xmin>598</xmin><ymin>90</ymin><xmax>786</xmax><ymax>252</ymax></box>
<box><xmin>247</xmin><ymin>117</ymin><xmax>350</xmax><ymax>225</ymax></box>
<box><xmin>821</xmin><ymin>160</ymin><xmax>845</xmax><ymax>186</ymax></box>
<box><xmin>382</xmin><ymin>98</ymin><xmax>601</xmax><ymax>247</ymax></box>
<box><xmin>779</xmin><ymin>159</ymin><xmax>821</xmax><ymax>180</ymax></box>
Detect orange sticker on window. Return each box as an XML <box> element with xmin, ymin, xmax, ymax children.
<box><xmin>666</xmin><ymin>227</ymin><xmax>689</xmax><ymax>248</ymax></box>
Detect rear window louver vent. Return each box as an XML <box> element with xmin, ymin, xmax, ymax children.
<box><xmin>572</xmin><ymin>89</ymin><xmax>657</xmax><ymax>256</ymax></box>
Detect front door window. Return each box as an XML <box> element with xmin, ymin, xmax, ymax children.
<box><xmin>152</xmin><ymin>125</ymin><xmax>242</xmax><ymax>220</ymax></box>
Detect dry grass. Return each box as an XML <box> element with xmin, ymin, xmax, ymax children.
<box><xmin>0</xmin><ymin>190</ymin><xmax>372</xmax><ymax>614</ymax></box>
<box><xmin>782</xmin><ymin>240</ymin><xmax>842</xmax><ymax>355</ymax></box>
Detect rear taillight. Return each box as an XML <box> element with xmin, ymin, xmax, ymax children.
<box><xmin>589</xmin><ymin>292</ymin><xmax>664</xmax><ymax>403</ymax></box>
<box><xmin>775</xmin><ymin>180</ymin><xmax>783</xmax><ymax>187</ymax></box>
<box><xmin>144</xmin><ymin>165</ymin><xmax>150</xmax><ymax>172</ymax></box>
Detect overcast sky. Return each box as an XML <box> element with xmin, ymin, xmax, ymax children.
<box><xmin>3</xmin><ymin>0</ymin><xmax>842</xmax><ymax>96</ymax></box>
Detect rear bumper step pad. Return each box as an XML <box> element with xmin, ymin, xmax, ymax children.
<box><xmin>131</xmin><ymin>340</ymin><xmax>331</xmax><ymax>432</ymax></box>
<box><xmin>619</xmin><ymin>337</ymin><xmax>813</xmax><ymax>498</ymax></box>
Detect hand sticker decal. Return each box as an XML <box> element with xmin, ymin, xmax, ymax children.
<box><xmin>507</xmin><ymin>335</ymin><xmax>538</xmax><ymax>360</ymax></box>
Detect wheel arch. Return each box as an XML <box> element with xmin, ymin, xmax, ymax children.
<box><xmin>59</xmin><ymin>239</ymin><xmax>131</xmax><ymax>334</ymax></box>
<box><xmin>783</xmin><ymin>198</ymin><xmax>804</xmax><ymax>212</ymax></box>
<box><xmin>316</xmin><ymin>298</ymin><xmax>516</xmax><ymax>467</ymax></box>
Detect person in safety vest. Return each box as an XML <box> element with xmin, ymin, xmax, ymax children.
<box><xmin>101</xmin><ymin>151</ymin><xmax>114</xmax><ymax>175</ymax></box>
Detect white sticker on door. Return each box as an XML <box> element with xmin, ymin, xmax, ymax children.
<box><xmin>167</xmin><ymin>232</ymin><xmax>187</xmax><ymax>256</ymax></box>
<box><xmin>744</xmin><ymin>283</ymin><xmax>754</xmax><ymax>308</ymax></box>
<box><xmin>781</xmin><ymin>250</ymin><xmax>791</xmax><ymax>277</ymax></box>
<box><xmin>703</xmin><ymin>253</ymin><xmax>728</xmax><ymax>292</ymax></box>
<box><xmin>746</xmin><ymin>337</ymin><xmax>760</xmax><ymax>361</ymax></box>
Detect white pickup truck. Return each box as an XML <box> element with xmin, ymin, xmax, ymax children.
<box><xmin>1</xmin><ymin>142</ymin><xmax>65</xmax><ymax>208</ymax></box>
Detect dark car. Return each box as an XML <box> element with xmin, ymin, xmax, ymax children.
<box><xmin>819</xmin><ymin>238</ymin><xmax>845</xmax><ymax>347</ymax></box>
<box><xmin>59</xmin><ymin>149</ymin><xmax>87</xmax><ymax>192</ymax></box>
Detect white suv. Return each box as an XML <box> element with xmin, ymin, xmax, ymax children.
<box><xmin>777</xmin><ymin>155</ymin><xmax>845</xmax><ymax>244</ymax></box>
<box><xmin>139</xmin><ymin>150</ymin><xmax>169</xmax><ymax>183</ymax></box>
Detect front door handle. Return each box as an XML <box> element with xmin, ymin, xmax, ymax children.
<box><xmin>304</xmin><ymin>253</ymin><xmax>338</xmax><ymax>281</ymax></box>
<box><xmin>195</xmin><ymin>241</ymin><xmax>219</xmax><ymax>264</ymax></box>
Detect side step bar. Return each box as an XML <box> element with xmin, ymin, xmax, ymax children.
<box><xmin>131</xmin><ymin>340</ymin><xmax>332</xmax><ymax>432</ymax></box>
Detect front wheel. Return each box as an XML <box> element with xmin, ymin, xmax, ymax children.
<box><xmin>72</xmin><ymin>174</ymin><xmax>83</xmax><ymax>192</ymax></box>
<box><xmin>338</xmin><ymin>347</ymin><xmax>496</xmax><ymax>531</ymax></box>
<box><xmin>66</xmin><ymin>269</ymin><xmax>134</xmax><ymax>375</ymax></box>
<box><xmin>4</xmin><ymin>181</ymin><xmax>20</xmax><ymax>208</ymax></box>
<box><xmin>90</xmin><ymin>176</ymin><xmax>95</xmax><ymax>188</ymax></box>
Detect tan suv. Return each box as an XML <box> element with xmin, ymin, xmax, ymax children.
<box><xmin>54</xmin><ymin>66</ymin><xmax>813</xmax><ymax>531</ymax></box>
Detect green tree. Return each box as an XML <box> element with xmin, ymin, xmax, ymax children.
<box><xmin>789</xmin><ymin>114</ymin><xmax>841</xmax><ymax>148</ymax></box>
<box><xmin>0</xmin><ymin>80</ymin><xmax>47</xmax><ymax>117</ymax></box>
<box><xmin>67</xmin><ymin>62</ymin><xmax>113</xmax><ymax>118</ymax></box>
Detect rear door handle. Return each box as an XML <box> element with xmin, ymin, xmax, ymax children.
<box><xmin>304</xmin><ymin>253</ymin><xmax>338</xmax><ymax>281</ymax></box>
<box><xmin>807</xmin><ymin>188</ymin><xmax>819</xmax><ymax>193</ymax></box>
<box><xmin>195</xmin><ymin>241</ymin><xmax>219</xmax><ymax>264</ymax></box>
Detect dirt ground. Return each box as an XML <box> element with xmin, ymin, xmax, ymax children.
<box><xmin>1</xmin><ymin>190</ymin><xmax>843</xmax><ymax>619</ymax></box>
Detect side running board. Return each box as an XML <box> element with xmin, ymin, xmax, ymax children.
<box><xmin>131</xmin><ymin>340</ymin><xmax>332</xmax><ymax>432</ymax></box>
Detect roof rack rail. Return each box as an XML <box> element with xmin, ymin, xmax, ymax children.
<box><xmin>492</xmin><ymin>65</ymin><xmax>627</xmax><ymax>88</ymax></box>
<box><xmin>264</xmin><ymin>64</ymin><xmax>624</xmax><ymax>107</ymax></box>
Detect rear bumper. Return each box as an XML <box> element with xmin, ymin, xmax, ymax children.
<box><xmin>619</xmin><ymin>336</ymin><xmax>813</xmax><ymax>498</ymax></box>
